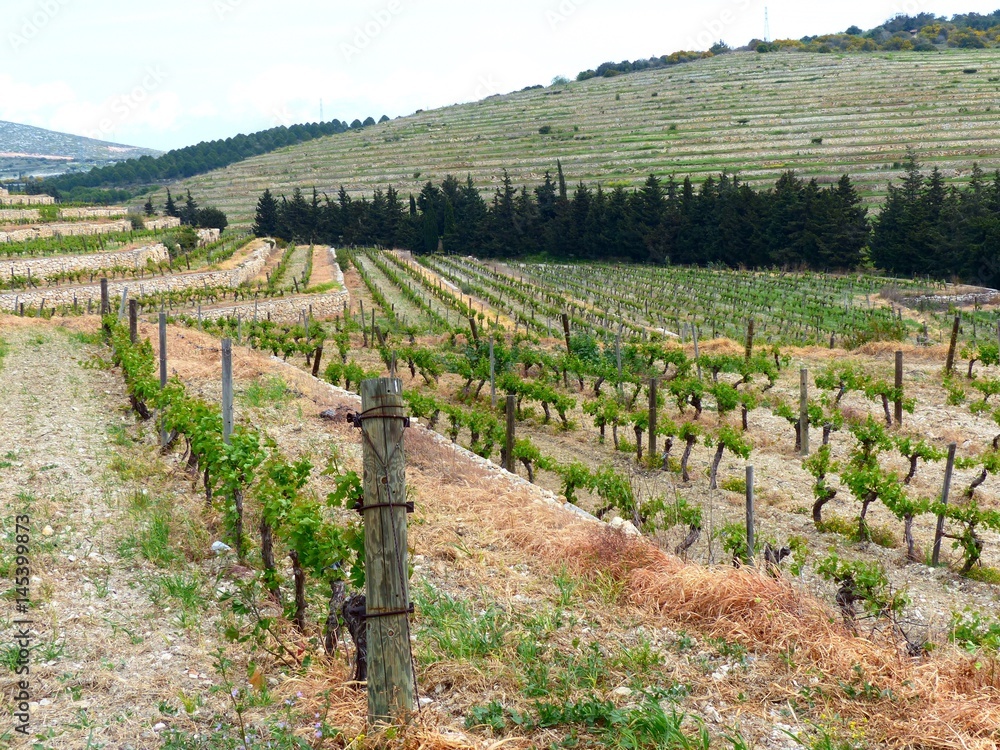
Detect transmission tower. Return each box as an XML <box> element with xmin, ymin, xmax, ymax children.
<box><xmin>764</xmin><ymin>7</ymin><xmax>771</xmax><ymax>42</ymax></box>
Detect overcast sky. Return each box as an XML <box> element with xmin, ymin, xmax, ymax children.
<box><xmin>4</xmin><ymin>0</ymin><xmax>1000</xmax><ymax>151</ymax></box>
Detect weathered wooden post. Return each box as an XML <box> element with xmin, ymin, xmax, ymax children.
<box><xmin>561</xmin><ymin>313</ymin><xmax>572</xmax><ymax>354</ymax></box>
<box><xmin>505</xmin><ymin>394</ymin><xmax>516</xmax><ymax>473</ymax></box>
<box><xmin>648</xmin><ymin>377</ymin><xmax>657</xmax><ymax>460</ymax></box>
<box><xmin>312</xmin><ymin>345</ymin><xmax>324</xmax><ymax>377</ymax></box>
<box><xmin>100</xmin><ymin>278</ymin><xmax>109</xmax><ymax>316</ymax></box>
<box><xmin>745</xmin><ymin>465</ymin><xmax>755</xmax><ymax>565</ymax></box>
<box><xmin>894</xmin><ymin>351</ymin><xmax>904</xmax><ymax>427</ymax></box>
<box><xmin>744</xmin><ymin>318</ymin><xmax>755</xmax><ymax>362</ymax></box>
<box><xmin>799</xmin><ymin>368</ymin><xmax>809</xmax><ymax>457</ymax></box>
<box><xmin>128</xmin><ymin>299</ymin><xmax>138</xmax><ymax>344</ymax></box>
<box><xmin>158</xmin><ymin>312</ymin><xmax>168</xmax><ymax>447</ymax></box>
<box><xmin>932</xmin><ymin>442</ymin><xmax>957</xmax><ymax>566</ymax></box>
<box><xmin>359</xmin><ymin>378</ymin><xmax>416</xmax><ymax>724</ymax></box>
<box><xmin>945</xmin><ymin>315</ymin><xmax>961</xmax><ymax>374</ymax></box>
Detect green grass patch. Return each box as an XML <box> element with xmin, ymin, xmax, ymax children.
<box><xmin>242</xmin><ymin>375</ymin><xmax>292</xmax><ymax>409</ymax></box>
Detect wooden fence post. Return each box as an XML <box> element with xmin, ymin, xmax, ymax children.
<box><xmin>799</xmin><ymin>368</ymin><xmax>809</xmax><ymax>457</ymax></box>
<box><xmin>744</xmin><ymin>318</ymin><xmax>754</xmax><ymax>362</ymax></box>
<box><xmin>562</xmin><ymin>313</ymin><xmax>572</xmax><ymax>354</ymax></box>
<box><xmin>894</xmin><ymin>351</ymin><xmax>904</xmax><ymax>427</ymax></box>
<box><xmin>648</xmin><ymin>377</ymin><xmax>657</xmax><ymax>460</ymax></box>
<box><xmin>505</xmin><ymin>394</ymin><xmax>516</xmax><ymax>473</ymax></box>
<box><xmin>932</xmin><ymin>442</ymin><xmax>957</xmax><ymax>566</ymax></box>
<box><xmin>745</xmin><ymin>465</ymin><xmax>755</xmax><ymax>565</ymax></box>
<box><xmin>128</xmin><ymin>299</ymin><xmax>138</xmax><ymax>344</ymax></box>
<box><xmin>312</xmin><ymin>345</ymin><xmax>323</xmax><ymax>378</ymax></box>
<box><xmin>945</xmin><ymin>315</ymin><xmax>960</xmax><ymax>374</ymax></box>
<box><xmin>158</xmin><ymin>312</ymin><xmax>168</xmax><ymax>447</ymax></box>
<box><xmin>100</xmin><ymin>278</ymin><xmax>109</xmax><ymax>316</ymax></box>
<box><xmin>359</xmin><ymin>378</ymin><xmax>416</xmax><ymax>724</ymax></box>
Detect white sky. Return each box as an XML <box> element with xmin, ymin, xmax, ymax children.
<box><xmin>3</xmin><ymin>0</ymin><xmax>1000</xmax><ymax>151</ymax></box>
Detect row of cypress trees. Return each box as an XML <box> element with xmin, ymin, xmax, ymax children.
<box><xmin>251</xmin><ymin>159</ymin><xmax>1000</xmax><ymax>284</ymax></box>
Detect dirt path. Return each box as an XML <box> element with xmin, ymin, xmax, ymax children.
<box><xmin>307</xmin><ymin>245</ymin><xmax>336</xmax><ymax>287</ymax></box>
<box><xmin>0</xmin><ymin>319</ymin><xmax>226</xmax><ymax>748</ymax></box>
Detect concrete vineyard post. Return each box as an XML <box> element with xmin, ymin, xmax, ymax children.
<box><xmin>648</xmin><ymin>378</ymin><xmax>657</xmax><ymax>460</ymax></box>
<box><xmin>222</xmin><ymin>339</ymin><xmax>233</xmax><ymax>444</ymax></box>
<box><xmin>745</xmin><ymin>465</ymin><xmax>755</xmax><ymax>565</ymax></box>
<box><xmin>894</xmin><ymin>351</ymin><xmax>904</xmax><ymax>427</ymax></box>
<box><xmin>692</xmin><ymin>324</ymin><xmax>702</xmax><ymax>380</ymax></box>
<box><xmin>117</xmin><ymin>287</ymin><xmax>128</xmax><ymax>321</ymax></box>
<box><xmin>932</xmin><ymin>442</ymin><xmax>957</xmax><ymax>566</ymax></box>
<box><xmin>489</xmin><ymin>335</ymin><xmax>496</xmax><ymax>408</ymax></box>
<box><xmin>359</xmin><ymin>378</ymin><xmax>416</xmax><ymax>724</ymax></box>
<box><xmin>158</xmin><ymin>312</ymin><xmax>168</xmax><ymax>447</ymax></box>
<box><xmin>505</xmin><ymin>394</ymin><xmax>516</xmax><ymax>473</ymax></box>
<box><xmin>799</xmin><ymin>368</ymin><xmax>809</xmax><ymax>457</ymax></box>
<box><xmin>128</xmin><ymin>299</ymin><xmax>138</xmax><ymax>344</ymax></box>
<box><xmin>945</xmin><ymin>315</ymin><xmax>960</xmax><ymax>374</ymax></box>
<box><xmin>615</xmin><ymin>330</ymin><xmax>623</xmax><ymax>399</ymax></box>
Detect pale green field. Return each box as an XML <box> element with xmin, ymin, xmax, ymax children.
<box><xmin>169</xmin><ymin>49</ymin><xmax>1000</xmax><ymax>225</ymax></box>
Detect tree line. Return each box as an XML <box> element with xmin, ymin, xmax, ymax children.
<box><xmin>30</xmin><ymin>117</ymin><xmax>388</xmax><ymax>201</ymax></box>
<box><xmin>251</xmin><ymin>159</ymin><xmax>1000</xmax><ymax>285</ymax></box>
<box><xmin>579</xmin><ymin>10</ymin><xmax>1000</xmax><ymax>82</ymax></box>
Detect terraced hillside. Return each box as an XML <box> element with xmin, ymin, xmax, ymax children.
<box><xmin>173</xmin><ymin>49</ymin><xmax>1000</xmax><ymax>226</ymax></box>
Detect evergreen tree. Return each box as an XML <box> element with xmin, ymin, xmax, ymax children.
<box><xmin>164</xmin><ymin>189</ymin><xmax>179</xmax><ymax>218</ymax></box>
<box><xmin>253</xmin><ymin>188</ymin><xmax>279</xmax><ymax>237</ymax></box>
<box><xmin>143</xmin><ymin>196</ymin><xmax>156</xmax><ymax>216</ymax></box>
<box><xmin>180</xmin><ymin>191</ymin><xmax>199</xmax><ymax>226</ymax></box>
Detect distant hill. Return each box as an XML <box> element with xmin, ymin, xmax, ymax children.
<box><xmin>37</xmin><ymin>117</ymin><xmax>383</xmax><ymax>201</ymax></box>
<box><xmin>0</xmin><ymin>121</ymin><xmax>160</xmax><ymax>180</ymax></box>
<box><xmin>166</xmin><ymin>48</ymin><xmax>1000</xmax><ymax>225</ymax></box>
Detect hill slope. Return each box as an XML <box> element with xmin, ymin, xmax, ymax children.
<box><xmin>0</xmin><ymin>120</ymin><xmax>159</xmax><ymax>179</ymax></box>
<box><xmin>172</xmin><ymin>48</ymin><xmax>1000</xmax><ymax>225</ymax></box>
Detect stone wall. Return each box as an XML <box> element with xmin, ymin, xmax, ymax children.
<box><xmin>59</xmin><ymin>207</ymin><xmax>128</xmax><ymax>219</ymax></box>
<box><xmin>199</xmin><ymin>288</ymin><xmax>350</xmax><ymax>325</ymax></box>
<box><xmin>0</xmin><ymin>219</ymin><xmax>133</xmax><ymax>244</ymax></box>
<box><xmin>0</xmin><ymin>243</ymin><xmax>169</xmax><ymax>281</ymax></box>
<box><xmin>0</xmin><ymin>240</ymin><xmax>276</xmax><ymax>313</ymax></box>
<box><xmin>197</xmin><ymin>228</ymin><xmax>221</xmax><ymax>246</ymax></box>
<box><xmin>0</xmin><ymin>189</ymin><xmax>55</xmax><ymax>206</ymax></box>
<box><xmin>196</xmin><ymin>258</ymin><xmax>348</xmax><ymax>324</ymax></box>
<box><xmin>0</xmin><ymin>209</ymin><xmax>40</xmax><ymax>222</ymax></box>
<box><xmin>145</xmin><ymin>217</ymin><xmax>182</xmax><ymax>230</ymax></box>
